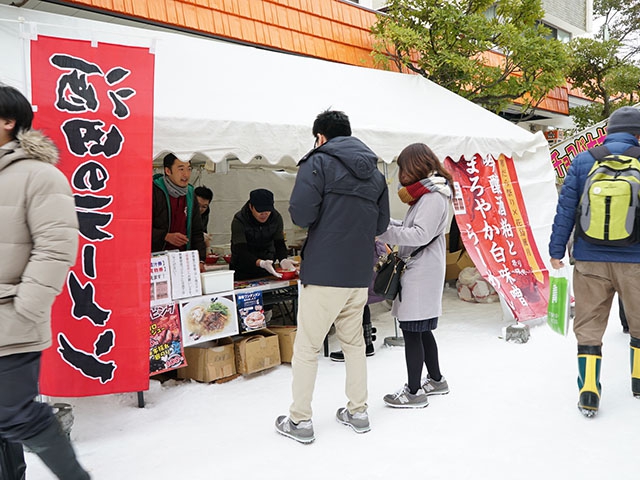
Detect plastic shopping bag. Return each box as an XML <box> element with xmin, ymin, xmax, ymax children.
<box><xmin>547</xmin><ymin>267</ymin><xmax>570</xmax><ymax>336</ymax></box>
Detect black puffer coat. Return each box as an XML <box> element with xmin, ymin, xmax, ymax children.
<box><xmin>230</xmin><ymin>202</ymin><xmax>288</xmax><ymax>280</ymax></box>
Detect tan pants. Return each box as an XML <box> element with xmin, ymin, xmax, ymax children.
<box><xmin>289</xmin><ymin>285</ymin><xmax>368</xmax><ymax>423</ymax></box>
<box><xmin>573</xmin><ymin>261</ymin><xmax>640</xmax><ymax>345</ymax></box>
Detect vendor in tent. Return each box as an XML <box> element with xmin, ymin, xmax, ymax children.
<box><xmin>152</xmin><ymin>153</ymin><xmax>206</xmax><ymax>271</ymax></box>
<box><xmin>195</xmin><ymin>185</ymin><xmax>214</xmax><ymax>250</ymax></box>
<box><xmin>230</xmin><ymin>188</ymin><xmax>296</xmax><ymax>280</ymax></box>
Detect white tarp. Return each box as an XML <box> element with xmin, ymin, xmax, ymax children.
<box><xmin>0</xmin><ymin>4</ymin><xmax>550</xmax><ymax>166</ymax></box>
<box><xmin>0</xmin><ymin>4</ymin><xmax>557</xmax><ymax>269</ymax></box>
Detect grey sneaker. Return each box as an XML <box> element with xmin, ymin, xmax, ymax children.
<box><xmin>275</xmin><ymin>415</ymin><xmax>315</xmax><ymax>444</ymax></box>
<box><xmin>383</xmin><ymin>384</ymin><xmax>429</xmax><ymax>408</ymax></box>
<box><xmin>336</xmin><ymin>407</ymin><xmax>371</xmax><ymax>433</ymax></box>
<box><xmin>421</xmin><ymin>375</ymin><xmax>450</xmax><ymax>396</ymax></box>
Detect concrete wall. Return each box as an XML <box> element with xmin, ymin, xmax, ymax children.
<box><xmin>542</xmin><ymin>0</ymin><xmax>590</xmax><ymax>33</ymax></box>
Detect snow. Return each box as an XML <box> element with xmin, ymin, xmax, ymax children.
<box><xmin>27</xmin><ymin>286</ymin><xmax>639</xmax><ymax>480</ymax></box>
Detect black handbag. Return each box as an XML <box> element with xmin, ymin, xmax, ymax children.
<box><xmin>373</xmin><ymin>237</ymin><xmax>437</xmax><ymax>301</ymax></box>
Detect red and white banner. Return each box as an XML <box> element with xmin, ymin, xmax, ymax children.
<box><xmin>445</xmin><ymin>154</ymin><xmax>549</xmax><ymax>322</ymax></box>
<box><xmin>31</xmin><ymin>36</ymin><xmax>155</xmax><ymax>396</ymax></box>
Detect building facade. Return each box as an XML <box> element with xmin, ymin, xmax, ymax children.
<box><xmin>0</xmin><ymin>0</ymin><xmax>594</xmax><ymax>131</ymax></box>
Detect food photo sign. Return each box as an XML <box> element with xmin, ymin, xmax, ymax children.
<box><xmin>236</xmin><ymin>291</ymin><xmax>266</xmax><ymax>332</ymax></box>
<box><xmin>180</xmin><ymin>293</ymin><xmax>239</xmax><ymax>347</ymax></box>
<box><xmin>149</xmin><ymin>303</ymin><xmax>186</xmax><ymax>375</ymax></box>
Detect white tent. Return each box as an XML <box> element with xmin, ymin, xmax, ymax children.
<box><xmin>0</xmin><ymin>4</ymin><xmax>558</xmax><ymax>259</ymax></box>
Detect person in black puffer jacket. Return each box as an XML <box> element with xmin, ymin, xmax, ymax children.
<box><xmin>230</xmin><ymin>189</ymin><xmax>295</xmax><ymax>280</ymax></box>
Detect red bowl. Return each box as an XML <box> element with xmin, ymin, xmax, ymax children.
<box><xmin>223</xmin><ymin>254</ymin><xmax>232</xmax><ymax>264</ymax></box>
<box><xmin>276</xmin><ymin>268</ymin><xmax>298</xmax><ymax>280</ymax></box>
<box><xmin>205</xmin><ymin>254</ymin><xmax>219</xmax><ymax>265</ymax></box>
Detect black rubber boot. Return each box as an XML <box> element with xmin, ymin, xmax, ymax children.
<box><xmin>577</xmin><ymin>345</ymin><xmax>602</xmax><ymax>418</ymax></box>
<box><xmin>0</xmin><ymin>437</ymin><xmax>26</xmax><ymax>480</ymax></box>
<box><xmin>21</xmin><ymin>420</ymin><xmax>90</xmax><ymax>480</ymax></box>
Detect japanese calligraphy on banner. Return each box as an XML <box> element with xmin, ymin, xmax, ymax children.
<box><xmin>31</xmin><ymin>36</ymin><xmax>155</xmax><ymax>396</ymax></box>
<box><xmin>445</xmin><ymin>154</ymin><xmax>549</xmax><ymax>322</ymax></box>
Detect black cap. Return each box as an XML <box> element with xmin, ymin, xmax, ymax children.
<box><xmin>249</xmin><ymin>189</ymin><xmax>274</xmax><ymax>212</ymax></box>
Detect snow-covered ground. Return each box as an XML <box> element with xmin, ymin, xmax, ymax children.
<box><xmin>27</xmin><ymin>286</ymin><xmax>638</xmax><ymax>480</ymax></box>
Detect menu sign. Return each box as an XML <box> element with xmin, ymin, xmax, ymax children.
<box><xmin>236</xmin><ymin>291</ymin><xmax>266</xmax><ymax>332</ymax></box>
<box><xmin>149</xmin><ymin>303</ymin><xmax>186</xmax><ymax>375</ymax></box>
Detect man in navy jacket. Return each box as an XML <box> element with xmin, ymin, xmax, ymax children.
<box><xmin>275</xmin><ymin>110</ymin><xmax>389</xmax><ymax>443</ymax></box>
<box><xmin>549</xmin><ymin>106</ymin><xmax>640</xmax><ymax>417</ymax></box>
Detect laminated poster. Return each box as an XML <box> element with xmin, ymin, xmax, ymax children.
<box><xmin>149</xmin><ymin>303</ymin><xmax>186</xmax><ymax>375</ymax></box>
<box><xmin>168</xmin><ymin>250</ymin><xmax>202</xmax><ymax>300</ymax></box>
<box><xmin>180</xmin><ymin>293</ymin><xmax>239</xmax><ymax>347</ymax></box>
<box><xmin>236</xmin><ymin>290</ymin><xmax>266</xmax><ymax>332</ymax></box>
<box><xmin>150</xmin><ymin>255</ymin><xmax>172</xmax><ymax>307</ymax></box>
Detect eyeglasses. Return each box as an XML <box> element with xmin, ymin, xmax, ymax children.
<box><xmin>313</xmin><ymin>136</ymin><xmax>319</xmax><ymax>149</ymax></box>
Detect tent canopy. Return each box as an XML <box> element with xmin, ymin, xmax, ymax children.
<box><xmin>0</xmin><ymin>4</ymin><xmax>548</xmax><ymax>167</ymax></box>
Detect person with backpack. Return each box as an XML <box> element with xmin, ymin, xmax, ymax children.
<box><xmin>549</xmin><ymin>106</ymin><xmax>640</xmax><ymax>418</ymax></box>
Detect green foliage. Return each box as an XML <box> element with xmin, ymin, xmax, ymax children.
<box><xmin>567</xmin><ymin>2</ymin><xmax>640</xmax><ymax>128</ymax></box>
<box><xmin>370</xmin><ymin>0</ymin><xmax>569</xmax><ymax>113</ymax></box>
<box><xmin>594</xmin><ymin>0</ymin><xmax>640</xmax><ymax>57</ymax></box>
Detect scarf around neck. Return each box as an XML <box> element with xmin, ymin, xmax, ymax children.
<box><xmin>398</xmin><ymin>174</ymin><xmax>452</xmax><ymax>205</ymax></box>
<box><xmin>164</xmin><ymin>176</ymin><xmax>188</xmax><ymax>198</ymax></box>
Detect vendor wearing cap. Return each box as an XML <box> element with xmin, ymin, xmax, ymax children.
<box><xmin>230</xmin><ymin>188</ymin><xmax>297</xmax><ymax>280</ymax></box>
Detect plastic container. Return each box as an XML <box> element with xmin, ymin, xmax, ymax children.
<box><xmin>200</xmin><ymin>270</ymin><xmax>234</xmax><ymax>294</ymax></box>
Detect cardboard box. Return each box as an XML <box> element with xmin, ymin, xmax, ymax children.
<box><xmin>233</xmin><ymin>330</ymin><xmax>281</xmax><ymax>375</ymax></box>
<box><xmin>177</xmin><ymin>338</ymin><xmax>236</xmax><ymax>382</ymax></box>
<box><xmin>445</xmin><ymin>250</ymin><xmax>475</xmax><ymax>281</ymax></box>
<box><xmin>268</xmin><ymin>326</ymin><xmax>297</xmax><ymax>363</ymax></box>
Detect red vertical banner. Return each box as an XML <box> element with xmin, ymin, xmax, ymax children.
<box><xmin>31</xmin><ymin>36</ymin><xmax>154</xmax><ymax>396</ymax></box>
<box><xmin>445</xmin><ymin>154</ymin><xmax>549</xmax><ymax>322</ymax></box>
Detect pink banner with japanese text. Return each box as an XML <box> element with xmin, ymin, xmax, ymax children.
<box><xmin>31</xmin><ymin>35</ymin><xmax>154</xmax><ymax>396</ymax></box>
<box><xmin>445</xmin><ymin>154</ymin><xmax>549</xmax><ymax>322</ymax></box>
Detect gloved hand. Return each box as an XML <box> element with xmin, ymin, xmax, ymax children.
<box><xmin>279</xmin><ymin>258</ymin><xmax>299</xmax><ymax>271</ymax></box>
<box><xmin>259</xmin><ymin>259</ymin><xmax>282</xmax><ymax>278</ymax></box>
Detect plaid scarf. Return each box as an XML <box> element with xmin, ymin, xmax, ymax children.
<box><xmin>397</xmin><ymin>174</ymin><xmax>451</xmax><ymax>205</ymax></box>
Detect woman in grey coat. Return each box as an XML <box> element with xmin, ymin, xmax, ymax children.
<box><xmin>377</xmin><ymin>143</ymin><xmax>452</xmax><ymax>408</ymax></box>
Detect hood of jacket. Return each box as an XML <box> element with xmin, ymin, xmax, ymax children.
<box><xmin>0</xmin><ymin>130</ymin><xmax>59</xmax><ymax>172</ymax></box>
<box><xmin>302</xmin><ymin>136</ymin><xmax>378</xmax><ymax>180</ymax></box>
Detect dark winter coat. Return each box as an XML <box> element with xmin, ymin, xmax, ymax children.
<box><xmin>289</xmin><ymin>136</ymin><xmax>390</xmax><ymax>287</ymax></box>
<box><xmin>549</xmin><ymin>132</ymin><xmax>640</xmax><ymax>263</ymax></box>
<box><xmin>151</xmin><ymin>173</ymin><xmax>206</xmax><ymax>261</ymax></box>
<box><xmin>230</xmin><ymin>202</ymin><xmax>288</xmax><ymax>280</ymax></box>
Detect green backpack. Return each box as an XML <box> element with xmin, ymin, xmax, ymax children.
<box><xmin>576</xmin><ymin>145</ymin><xmax>640</xmax><ymax>246</ymax></box>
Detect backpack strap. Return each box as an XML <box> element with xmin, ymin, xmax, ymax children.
<box><xmin>622</xmin><ymin>146</ymin><xmax>640</xmax><ymax>159</ymax></box>
<box><xmin>589</xmin><ymin>145</ymin><xmax>610</xmax><ymax>161</ymax></box>
<box><xmin>589</xmin><ymin>145</ymin><xmax>640</xmax><ymax>161</ymax></box>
